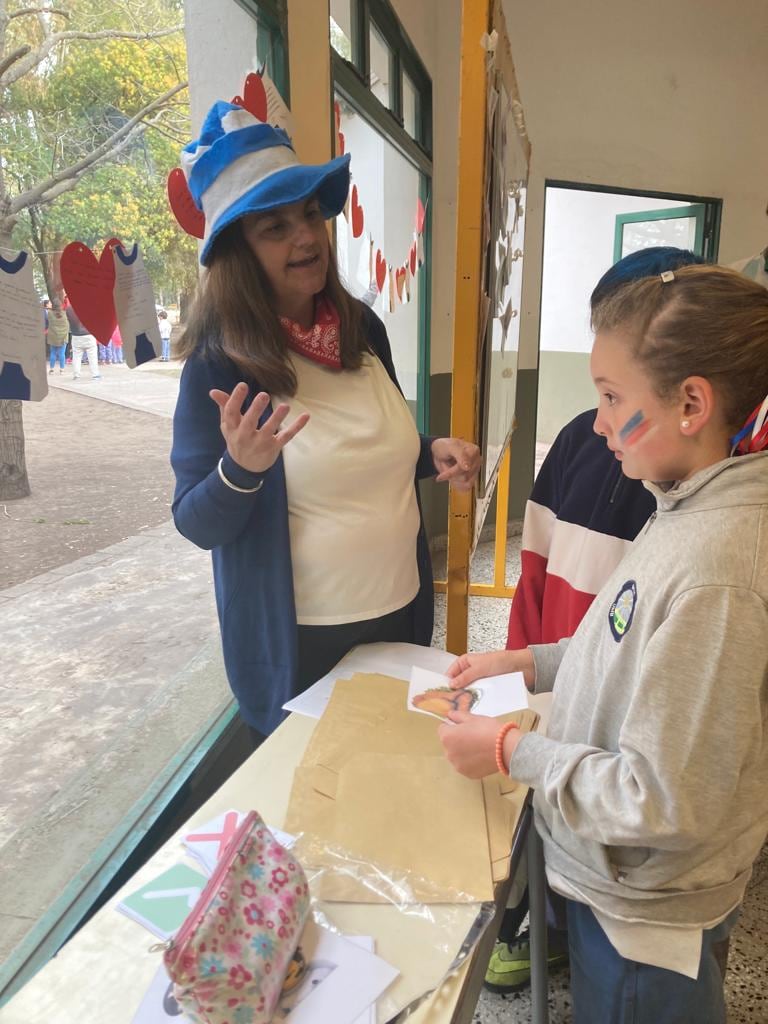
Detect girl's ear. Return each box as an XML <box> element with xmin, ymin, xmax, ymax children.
<box><xmin>679</xmin><ymin>376</ymin><xmax>717</xmax><ymax>435</ymax></box>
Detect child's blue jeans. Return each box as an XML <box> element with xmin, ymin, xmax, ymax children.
<box><xmin>566</xmin><ymin>898</ymin><xmax>739</xmax><ymax>1024</ymax></box>
<box><xmin>49</xmin><ymin>344</ymin><xmax>66</xmax><ymax>369</ymax></box>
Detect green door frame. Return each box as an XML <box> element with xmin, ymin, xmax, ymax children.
<box><xmin>233</xmin><ymin>0</ymin><xmax>290</xmax><ymax>101</ymax></box>
<box><xmin>613</xmin><ymin>203</ymin><xmax>707</xmax><ymax>263</ymax></box>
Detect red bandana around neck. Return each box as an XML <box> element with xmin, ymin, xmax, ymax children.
<box><xmin>280</xmin><ymin>296</ymin><xmax>342</xmax><ymax>369</ymax></box>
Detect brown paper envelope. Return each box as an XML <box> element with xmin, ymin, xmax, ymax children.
<box><xmin>302</xmin><ymin>674</ymin><xmax>444</xmax><ymax>774</ymax></box>
<box><xmin>296</xmin><ymin>753</ymin><xmax>494</xmax><ymax>903</ymax></box>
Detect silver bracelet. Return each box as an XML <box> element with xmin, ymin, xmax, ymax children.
<box><xmin>217</xmin><ymin>457</ymin><xmax>264</xmax><ymax>494</ymax></box>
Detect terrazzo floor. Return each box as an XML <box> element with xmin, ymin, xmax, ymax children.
<box><xmin>432</xmin><ymin>527</ymin><xmax>768</xmax><ymax>1024</ymax></box>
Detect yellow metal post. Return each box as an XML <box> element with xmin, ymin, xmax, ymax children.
<box><xmin>445</xmin><ymin>0</ymin><xmax>490</xmax><ymax>653</ymax></box>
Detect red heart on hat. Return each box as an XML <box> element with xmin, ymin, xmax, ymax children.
<box><xmin>375</xmin><ymin>250</ymin><xmax>387</xmax><ymax>292</ymax></box>
<box><xmin>60</xmin><ymin>239</ymin><xmax>122</xmax><ymax>344</ymax></box>
<box><xmin>234</xmin><ymin>72</ymin><xmax>268</xmax><ymax>122</ymax></box>
<box><xmin>395</xmin><ymin>266</ymin><xmax>407</xmax><ymax>302</ymax></box>
<box><xmin>409</xmin><ymin>242</ymin><xmax>417</xmax><ymax>276</ymax></box>
<box><xmin>167</xmin><ymin>168</ymin><xmax>205</xmax><ymax>240</ymax></box>
<box><xmin>351</xmin><ymin>186</ymin><xmax>364</xmax><ymax>238</ymax></box>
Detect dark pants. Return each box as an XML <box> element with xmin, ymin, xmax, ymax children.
<box><xmin>247</xmin><ymin>601</ymin><xmax>414</xmax><ymax>750</ymax></box>
<box><xmin>566</xmin><ymin>899</ymin><xmax>739</xmax><ymax>1024</ymax></box>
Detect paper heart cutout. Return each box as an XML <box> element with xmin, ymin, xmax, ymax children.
<box><xmin>167</xmin><ymin>168</ymin><xmax>205</xmax><ymax>240</ymax></box>
<box><xmin>409</xmin><ymin>242</ymin><xmax>417</xmax><ymax>276</ymax></box>
<box><xmin>416</xmin><ymin>197</ymin><xmax>426</xmax><ymax>234</ymax></box>
<box><xmin>395</xmin><ymin>266</ymin><xmax>407</xmax><ymax>302</ymax></box>
<box><xmin>375</xmin><ymin>250</ymin><xmax>387</xmax><ymax>293</ymax></box>
<box><xmin>351</xmin><ymin>185</ymin><xmax>364</xmax><ymax>238</ymax></box>
<box><xmin>60</xmin><ymin>238</ymin><xmax>121</xmax><ymax>343</ymax></box>
<box><xmin>235</xmin><ymin>72</ymin><xmax>268</xmax><ymax>122</ymax></box>
<box><xmin>334</xmin><ymin>101</ymin><xmax>345</xmax><ymax>155</ymax></box>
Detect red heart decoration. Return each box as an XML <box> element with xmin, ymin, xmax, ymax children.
<box><xmin>416</xmin><ymin>197</ymin><xmax>426</xmax><ymax>234</ymax></box>
<box><xmin>409</xmin><ymin>242</ymin><xmax>417</xmax><ymax>276</ymax></box>
<box><xmin>60</xmin><ymin>239</ymin><xmax>122</xmax><ymax>343</ymax></box>
<box><xmin>395</xmin><ymin>266</ymin><xmax>407</xmax><ymax>302</ymax></box>
<box><xmin>167</xmin><ymin>168</ymin><xmax>205</xmax><ymax>240</ymax></box>
<box><xmin>334</xmin><ymin>101</ymin><xmax>345</xmax><ymax>155</ymax></box>
<box><xmin>375</xmin><ymin>250</ymin><xmax>387</xmax><ymax>293</ymax></box>
<box><xmin>237</xmin><ymin>72</ymin><xmax>268</xmax><ymax>122</ymax></box>
<box><xmin>351</xmin><ymin>186</ymin><xmax>364</xmax><ymax>238</ymax></box>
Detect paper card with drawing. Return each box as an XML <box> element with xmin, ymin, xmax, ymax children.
<box><xmin>275</xmin><ymin>920</ymin><xmax>398</xmax><ymax>1024</ymax></box>
<box><xmin>116</xmin><ymin>863</ymin><xmax>208</xmax><ymax>939</ymax></box>
<box><xmin>408</xmin><ymin>665</ymin><xmax>528</xmax><ymax>721</ymax></box>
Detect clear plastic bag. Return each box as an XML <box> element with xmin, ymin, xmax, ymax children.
<box><xmin>294</xmin><ymin>838</ymin><xmax>497</xmax><ymax>1023</ymax></box>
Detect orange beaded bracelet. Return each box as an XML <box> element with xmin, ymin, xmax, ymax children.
<box><xmin>495</xmin><ymin>722</ymin><xmax>520</xmax><ymax>775</ymax></box>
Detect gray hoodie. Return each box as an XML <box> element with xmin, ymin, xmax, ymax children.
<box><xmin>509</xmin><ymin>452</ymin><xmax>768</xmax><ymax>926</ymax></box>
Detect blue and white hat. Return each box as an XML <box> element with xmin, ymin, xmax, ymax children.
<box><xmin>181</xmin><ymin>100</ymin><xmax>351</xmax><ymax>265</ymax></box>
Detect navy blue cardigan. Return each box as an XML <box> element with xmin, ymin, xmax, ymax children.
<box><xmin>171</xmin><ymin>310</ymin><xmax>435</xmax><ymax>733</ymax></box>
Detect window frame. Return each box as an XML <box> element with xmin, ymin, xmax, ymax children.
<box><xmin>331</xmin><ymin>0</ymin><xmax>433</xmax><ymax>431</ymax></box>
<box><xmin>613</xmin><ymin>203</ymin><xmax>707</xmax><ymax>263</ymax></box>
<box><xmin>233</xmin><ymin>0</ymin><xmax>290</xmax><ymax>102</ymax></box>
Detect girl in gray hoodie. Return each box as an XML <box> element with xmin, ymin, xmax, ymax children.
<box><xmin>440</xmin><ymin>265</ymin><xmax>768</xmax><ymax>1023</ymax></box>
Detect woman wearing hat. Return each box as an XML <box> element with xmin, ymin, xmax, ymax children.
<box><xmin>171</xmin><ymin>101</ymin><xmax>480</xmax><ymax>743</ymax></box>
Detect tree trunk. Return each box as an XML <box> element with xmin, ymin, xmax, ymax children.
<box><xmin>0</xmin><ymin>399</ymin><xmax>30</xmax><ymax>500</ymax></box>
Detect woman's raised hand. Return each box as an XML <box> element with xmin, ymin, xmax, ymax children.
<box><xmin>209</xmin><ymin>383</ymin><xmax>309</xmax><ymax>473</ymax></box>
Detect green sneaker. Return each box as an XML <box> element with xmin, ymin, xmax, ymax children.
<box><xmin>483</xmin><ymin>931</ymin><xmax>569</xmax><ymax>994</ymax></box>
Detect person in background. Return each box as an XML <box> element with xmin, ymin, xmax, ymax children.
<box><xmin>171</xmin><ymin>100</ymin><xmax>480</xmax><ymax>746</ymax></box>
<box><xmin>110</xmin><ymin>323</ymin><xmax>124</xmax><ymax>364</ymax></box>
<box><xmin>158</xmin><ymin>310</ymin><xmax>172</xmax><ymax>361</ymax></box>
<box><xmin>484</xmin><ymin>246</ymin><xmax>705</xmax><ymax>995</ymax></box>
<box><xmin>42</xmin><ymin>298</ymin><xmax>51</xmax><ymax>358</ymax></box>
<box><xmin>441</xmin><ymin>264</ymin><xmax>768</xmax><ymax>1024</ymax></box>
<box><xmin>47</xmin><ymin>299</ymin><xmax>70</xmax><ymax>374</ymax></box>
<box><xmin>66</xmin><ymin>305</ymin><xmax>101</xmax><ymax>381</ymax></box>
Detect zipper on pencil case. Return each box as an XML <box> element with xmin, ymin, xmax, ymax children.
<box><xmin>149</xmin><ymin>810</ymin><xmax>259</xmax><ymax>955</ymax></box>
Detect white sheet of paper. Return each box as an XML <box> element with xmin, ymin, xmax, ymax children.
<box><xmin>131</xmin><ymin>936</ymin><xmax>378</xmax><ymax>1024</ymax></box>
<box><xmin>0</xmin><ymin>250</ymin><xmax>48</xmax><ymax>401</ymax></box>
<box><xmin>112</xmin><ymin>243</ymin><xmax>161</xmax><ymax>367</ymax></box>
<box><xmin>346</xmin><ymin>937</ymin><xmax>376</xmax><ymax>1024</ymax></box>
<box><xmin>277</xmin><ymin>920</ymin><xmax>397</xmax><ymax>1024</ymax></box>
<box><xmin>282</xmin><ymin>642</ymin><xmax>455</xmax><ymax>719</ymax></box>
<box><xmin>408</xmin><ymin>665</ymin><xmax>528</xmax><ymax>720</ymax></box>
<box><xmin>130</xmin><ymin>966</ymin><xmax>188</xmax><ymax>1023</ymax></box>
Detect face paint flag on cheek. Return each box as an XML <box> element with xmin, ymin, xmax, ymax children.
<box><xmin>619</xmin><ymin>409</ymin><xmax>654</xmax><ymax>447</ymax></box>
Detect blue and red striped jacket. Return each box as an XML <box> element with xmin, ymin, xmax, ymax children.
<box><xmin>507</xmin><ymin>409</ymin><xmax>656</xmax><ymax>649</ymax></box>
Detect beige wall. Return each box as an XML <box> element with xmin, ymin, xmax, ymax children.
<box><xmin>502</xmin><ymin>0</ymin><xmax>768</xmax><ymax>370</ymax></box>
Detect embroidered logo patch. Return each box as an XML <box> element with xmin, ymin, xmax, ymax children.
<box><xmin>609</xmin><ymin>580</ymin><xmax>637</xmax><ymax>642</ymax></box>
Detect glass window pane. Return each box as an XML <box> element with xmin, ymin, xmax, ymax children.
<box><xmin>330</xmin><ymin>0</ymin><xmax>352</xmax><ymax>60</ymax></box>
<box><xmin>621</xmin><ymin>215</ymin><xmax>696</xmax><ymax>257</ymax></box>
<box><xmin>369</xmin><ymin>22</ymin><xmax>391</xmax><ymax>108</ymax></box>
<box><xmin>402</xmin><ymin>72</ymin><xmax>418</xmax><ymax>138</ymax></box>
<box><xmin>335</xmin><ymin>96</ymin><xmax>423</xmax><ymax>406</ymax></box>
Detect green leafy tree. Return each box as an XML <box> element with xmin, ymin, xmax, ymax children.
<box><xmin>0</xmin><ymin>0</ymin><xmax>194</xmax><ymax>499</ymax></box>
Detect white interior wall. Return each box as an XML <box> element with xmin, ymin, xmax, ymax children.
<box><xmin>502</xmin><ymin>0</ymin><xmax>768</xmax><ymax>371</ymax></box>
<box><xmin>540</xmin><ymin>190</ymin><xmax>692</xmax><ymax>355</ymax></box>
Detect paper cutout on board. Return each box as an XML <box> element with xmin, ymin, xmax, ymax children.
<box><xmin>60</xmin><ymin>238</ymin><xmax>121</xmax><ymax>343</ymax></box>
<box><xmin>232</xmin><ymin>69</ymin><xmax>294</xmax><ymax>137</ymax></box>
<box><xmin>350</xmin><ymin>185</ymin><xmax>364</xmax><ymax>238</ymax></box>
<box><xmin>234</xmin><ymin>70</ymin><xmax>267</xmax><ymax>121</ymax></box>
<box><xmin>117</xmin><ymin>863</ymin><xmax>208</xmax><ymax>939</ymax></box>
<box><xmin>416</xmin><ymin>197</ymin><xmax>426</xmax><ymax>234</ymax></box>
<box><xmin>112</xmin><ymin>243</ymin><xmax>160</xmax><ymax>367</ymax></box>
<box><xmin>0</xmin><ymin>250</ymin><xmax>47</xmax><ymax>401</ymax></box>
<box><xmin>167</xmin><ymin>168</ymin><xmax>205</xmax><ymax>240</ymax></box>
<box><xmin>375</xmin><ymin>250</ymin><xmax>387</xmax><ymax>292</ymax></box>
<box><xmin>408</xmin><ymin>666</ymin><xmax>529</xmax><ymax>721</ymax></box>
<box><xmin>409</xmin><ymin>241</ymin><xmax>417</xmax><ymax>276</ymax></box>
<box><xmin>395</xmin><ymin>266</ymin><xmax>406</xmax><ymax>303</ymax></box>
<box><xmin>334</xmin><ymin>101</ymin><xmax>345</xmax><ymax>155</ymax></box>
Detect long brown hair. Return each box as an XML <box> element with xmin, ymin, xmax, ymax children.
<box><xmin>175</xmin><ymin>220</ymin><xmax>368</xmax><ymax>394</ymax></box>
<box><xmin>591</xmin><ymin>264</ymin><xmax>768</xmax><ymax>432</ymax></box>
